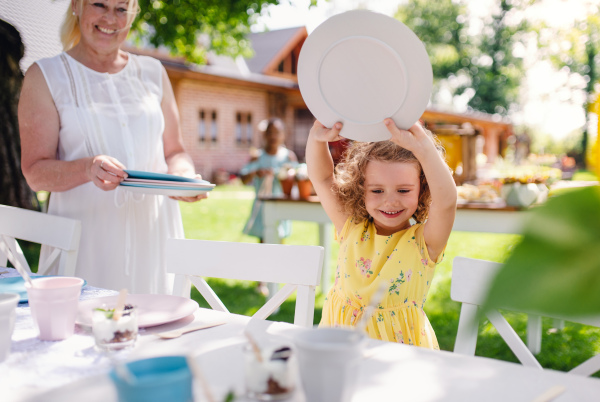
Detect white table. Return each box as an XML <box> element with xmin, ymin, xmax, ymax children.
<box><xmin>3</xmin><ymin>275</ymin><xmax>600</xmax><ymax>402</ymax></box>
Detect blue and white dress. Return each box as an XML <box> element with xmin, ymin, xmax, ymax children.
<box><xmin>240</xmin><ymin>147</ymin><xmax>296</xmax><ymax>239</ymax></box>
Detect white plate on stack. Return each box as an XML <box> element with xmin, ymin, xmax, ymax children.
<box><xmin>297</xmin><ymin>10</ymin><xmax>432</xmax><ymax>142</ymax></box>
<box><xmin>119</xmin><ymin>170</ymin><xmax>215</xmax><ymax>197</ymax></box>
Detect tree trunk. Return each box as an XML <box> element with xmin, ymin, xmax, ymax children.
<box><xmin>0</xmin><ymin>20</ymin><xmax>39</xmax><ymax>210</ymax></box>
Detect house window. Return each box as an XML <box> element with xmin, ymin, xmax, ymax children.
<box><xmin>198</xmin><ymin>110</ymin><xmax>206</xmax><ymax>142</ymax></box>
<box><xmin>235</xmin><ymin>112</ymin><xmax>253</xmax><ymax>145</ymax></box>
<box><xmin>210</xmin><ymin>111</ymin><xmax>218</xmax><ymax>142</ymax></box>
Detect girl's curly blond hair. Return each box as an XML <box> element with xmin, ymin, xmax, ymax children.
<box><xmin>334</xmin><ymin>136</ymin><xmax>446</xmax><ymax>224</ymax></box>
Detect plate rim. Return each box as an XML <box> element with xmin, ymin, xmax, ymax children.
<box><xmin>297</xmin><ymin>9</ymin><xmax>433</xmax><ymax>142</ymax></box>
<box><xmin>124</xmin><ymin>170</ymin><xmax>212</xmax><ymax>184</ymax></box>
<box><xmin>76</xmin><ymin>293</ymin><xmax>199</xmax><ymax>328</ymax></box>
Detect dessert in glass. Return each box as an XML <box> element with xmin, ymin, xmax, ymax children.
<box><xmin>92</xmin><ymin>304</ymin><xmax>138</xmax><ymax>351</ymax></box>
<box><xmin>245</xmin><ymin>345</ymin><xmax>296</xmax><ymax>400</ymax></box>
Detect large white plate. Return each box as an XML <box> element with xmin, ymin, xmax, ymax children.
<box><xmin>76</xmin><ymin>294</ymin><xmax>199</xmax><ymax>328</ymax></box>
<box><xmin>298</xmin><ymin>10</ymin><xmax>432</xmax><ymax>142</ymax></box>
<box><xmin>123</xmin><ymin>178</ymin><xmax>215</xmax><ymax>188</ymax></box>
<box><xmin>119</xmin><ymin>183</ymin><xmax>211</xmax><ymax>197</ymax></box>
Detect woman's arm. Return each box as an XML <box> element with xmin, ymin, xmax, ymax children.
<box><xmin>160</xmin><ymin>67</ymin><xmax>206</xmax><ymax>202</ymax></box>
<box><xmin>306</xmin><ymin>121</ymin><xmax>348</xmax><ymax>233</ymax></box>
<box><xmin>19</xmin><ymin>64</ymin><xmax>126</xmax><ymax>192</ymax></box>
<box><xmin>385</xmin><ymin>119</ymin><xmax>457</xmax><ymax>261</ymax></box>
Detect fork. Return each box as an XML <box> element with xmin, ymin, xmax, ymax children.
<box><xmin>157</xmin><ymin>321</ymin><xmax>227</xmax><ymax>339</ymax></box>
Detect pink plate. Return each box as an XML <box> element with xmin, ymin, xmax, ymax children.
<box><xmin>76</xmin><ymin>294</ymin><xmax>199</xmax><ymax>328</ymax></box>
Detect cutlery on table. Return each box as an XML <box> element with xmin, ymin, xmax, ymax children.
<box><xmin>157</xmin><ymin>321</ymin><xmax>227</xmax><ymax>339</ymax></box>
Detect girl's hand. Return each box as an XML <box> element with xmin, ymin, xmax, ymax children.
<box><xmin>309</xmin><ymin>120</ymin><xmax>343</xmax><ymax>143</ymax></box>
<box><xmin>88</xmin><ymin>156</ymin><xmax>127</xmax><ymax>191</ymax></box>
<box><xmin>169</xmin><ymin>174</ymin><xmax>209</xmax><ymax>202</ymax></box>
<box><xmin>256</xmin><ymin>168</ymin><xmax>272</xmax><ymax>178</ymax></box>
<box><xmin>384</xmin><ymin>119</ymin><xmax>434</xmax><ymax>156</ymax></box>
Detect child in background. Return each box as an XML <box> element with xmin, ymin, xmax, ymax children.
<box><xmin>240</xmin><ymin>118</ymin><xmax>298</xmax><ymax>241</ymax></box>
<box><xmin>306</xmin><ymin>119</ymin><xmax>457</xmax><ymax>349</ymax></box>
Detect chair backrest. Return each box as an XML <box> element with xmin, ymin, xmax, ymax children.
<box><xmin>451</xmin><ymin>256</ymin><xmax>600</xmax><ymax>376</ymax></box>
<box><xmin>0</xmin><ymin>205</ymin><xmax>81</xmax><ymax>276</ymax></box>
<box><xmin>166</xmin><ymin>239</ymin><xmax>324</xmax><ymax>327</ymax></box>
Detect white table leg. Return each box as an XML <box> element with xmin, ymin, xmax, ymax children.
<box><xmin>318</xmin><ymin>222</ymin><xmax>333</xmax><ymax>292</ymax></box>
<box><xmin>262</xmin><ymin>203</ymin><xmax>281</xmax><ymax>301</ymax></box>
<box><xmin>527</xmin><ymin>314</ymin><xmax>542</xmax><ymax>355</ymax></box>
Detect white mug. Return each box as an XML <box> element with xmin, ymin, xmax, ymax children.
<box><xmin>0</xmin><ymin>293</ymin><xmax>20</xmax><ymax>362</ymax></box>
<box><xmin>294</xmin><ymin>327</ymin><xmax>367</xmax><ymax>402</ymax></box>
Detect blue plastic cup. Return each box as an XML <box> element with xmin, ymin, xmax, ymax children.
<box><xmin>109</xmin><ymin>356</ymin><xmax>193</xmax><ymax>402</ymax></box>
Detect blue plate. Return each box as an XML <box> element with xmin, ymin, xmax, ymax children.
<box><xmin>124</xmin><ymin>170</ymin><xmax>211</xmax><ymax>184</ymax></box>
<box><xmin>119</xmin><ymin>182</ymin><xmax>214</xmax><ymax>191</ymax></box>
<box><xmin>0</xmin><ymin>276</ymin><xmax>88</xmax><ymax>303</ymax></box>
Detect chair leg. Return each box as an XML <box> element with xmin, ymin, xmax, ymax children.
<box><xmin>527</xmin><ymin>314</ymin><xmax>542</xmax><ymax>355</ymax></box>
<box><xmin>489</xmin><ymin>310</ymin><xmax>542</xmax><ymax>369</ymax></box>
<box><xmin>294</xmin><ymin>285</ymin><xmax>316</xmax><ymax>328</ymax></box>
<box><xmin>454</xmin><ymin>303</ymin><xmax>479</xmax><ymax>355</ymax></box>
<box><xmin>552</xmin><ymin>319</ymin><xmax>565</xmax><ymax>330</ymax></box>
<box><xmin>569</xmin><ymin>354</ymin><xmax>600</xmax><ymax>377</ymax></box>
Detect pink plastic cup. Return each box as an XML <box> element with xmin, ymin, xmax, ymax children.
<box><xmin>26</xmin><ymin>277</ymin><xmax>84</xmax><ymax>341</ymax></box>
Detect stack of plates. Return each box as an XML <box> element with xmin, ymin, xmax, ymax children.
<box><xmin>120</xmin><ymin>170</ymin><xmax>216</xmax><ymax>197</ymax></box>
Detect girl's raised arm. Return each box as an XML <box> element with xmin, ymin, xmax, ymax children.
<box><xmin>385</xmin><ymin>119</ymin><xmax>457</xmax><ymax>261</ymax></box>
<box><xmin>306</xmin><ymin>121</ymin><xmax>348</xmax><ymax>233</ymax></box>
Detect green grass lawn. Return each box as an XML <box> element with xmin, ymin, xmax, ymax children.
<box><xmin>181</xmin><ymin>185</ymin><xmax>600</xmax><ymax>375</ymax></box>
<box><xmin>15</xmin><ymin>185</ymin><xmax>599</xmax><ymax>375</ymax></box>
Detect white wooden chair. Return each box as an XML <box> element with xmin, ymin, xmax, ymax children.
<box><xmin>451</xmin><ymin>256</ymin><xmax>600</xmax><ymax>376</ymax></box>
<box><xmin>166</xmin><ymin>239</ymin><xmax>324</xmax><ymax>327</ymax></box>
<box><xmin>0</xmin><ymin>204</ymin><xmax>81</xmax><ymax>276</ymax></box>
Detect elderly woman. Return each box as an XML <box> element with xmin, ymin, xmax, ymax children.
<box><xmin>18</xmin><ymin>0</ymin><xmax>204</xmax><ymax>293</ymax></box>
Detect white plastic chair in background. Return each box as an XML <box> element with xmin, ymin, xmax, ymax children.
<box><xmin>166</xmin><ymin>239</ymin><xmax>324</xmax><ymax>327</ymax></box>
<box><xmin>451</xmin><ymin>256</ymin><xmax>600</xmax><ymax>377</ymax></box>
<box><xmin>0</xmin><ymin>204</ymin><xmax>81</xmax><ymax>276</ymax></box>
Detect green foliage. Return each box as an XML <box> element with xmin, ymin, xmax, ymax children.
<box><xmin>130</xmin><ymin>0</ymin><xmax>282</xmax><ymax>64</ymax></box>
<box><xmin>464</xmin><ymin>0</ymin><xmax>528</xmax><ymax>115</ymax></box>
<box><xmin>538</xmin><ymin>11</ymin><xmax>600</xmax><ymax>164</ymax></box>
<box><xmin>395</xmin><ymin>0</ymin><xmax>468</xmax><ymax>80</ymax></box>
<box><xmin>483</xmin><ymin>186</ymin><xmax>600</xmax><ymax>317</ymax></box>
<box><xmin>396</xmin><ymin>0</ymin><xmax>530</xmax><ymax>116</ymax></box>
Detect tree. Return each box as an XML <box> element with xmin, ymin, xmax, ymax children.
<box><xmin>466</xmin><ymin>0</ymin><xmax>528</xmax><ymax>115</ymax></box>
<box><xmin>539</xmin><ymin>10</ymin><xmax>600</xmax><ymax>168</ymax></box>
<box><xmin>395</xmin><ymin>0</ymin><xmax>469</xmax><ymax>83</ymax></box>
<box><xmin>0</xmin><ymin>20</ymin><xmax>39</xmax><ymax>210</ymax></box>
<box><xmin>131</xmin><ymin>0</ymin><xmax>287</xmax><ymax>64</ymax></box>
<box><xmin>396</xmin><ymin>0</ymin><xmax>530</xmax><ymax>116</ymax></box>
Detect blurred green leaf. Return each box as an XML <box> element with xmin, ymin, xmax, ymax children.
<box><xmin>483</xmin><ymin>186</ymin><xmax>600</xmax><ymax>317</ymax></box>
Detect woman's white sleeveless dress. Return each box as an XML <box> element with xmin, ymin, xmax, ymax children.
<box><xmin>36</xmin><ymin>52</ymin><xmax>184</xmax><ymax>294</ymax></box>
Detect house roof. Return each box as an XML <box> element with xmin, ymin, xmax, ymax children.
<box><xmin>245</xmin><ymin>26</ymin><xmax>306</xmax><ymax>74</ymax></box>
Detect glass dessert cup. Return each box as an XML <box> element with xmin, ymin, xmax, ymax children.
<box><xmin>244</xmin><ymin>344</ymin><xmax>296</xmax><ymax>401</ymax></box>
<box><xmin>92</xmin><ymin>304</ymin><xmax>138</xmax><ymax>351</ymax></box>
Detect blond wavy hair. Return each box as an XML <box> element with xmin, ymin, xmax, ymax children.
<box><xmin>334</xmin><ymin>136</ymin><xmax>446</xmax><ymax>224</ymax></box>
<box><xmin>61</xmin><ymin>0</ymin><xmax>140</xmax><ymax>51</ymax></box>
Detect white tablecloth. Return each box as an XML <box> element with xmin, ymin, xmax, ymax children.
<box><xmin>2</xmin><ymin>267</ymin><xmax>600</xmax><ymax>402</ymax></box>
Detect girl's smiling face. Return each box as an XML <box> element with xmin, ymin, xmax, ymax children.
<box><xmin>74</xmin><ymin>0</ymin><xmax>132</xmax><ymax>52</ymax></box>
<box><xmin>364</xmin><ymin>160</ymin><xmax>421</xmax><ymax>236</ymax></box>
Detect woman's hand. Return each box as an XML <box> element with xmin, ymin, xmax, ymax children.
<box><xmin>169</xmin><ymin>174</ymin><xmax>209</xmax><ymax>203</ymax></box>
<box><xmin>309</xmin><ymin>120</ymin><xmax>343</xmax><ymax>143</ymax></box>
<box><xmin>88</xmin><ymin>156</ymin><xmax>127</xmax><ymax>191</ymax></box>
<box><xmin>384</xmin><ymin>119</ymin><xmax>434</xmax><ymax>157</ymax></box>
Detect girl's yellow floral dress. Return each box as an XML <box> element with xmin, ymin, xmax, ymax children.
<box><xmin>320</xmin><ymin>217</ymin><xmax>444</xmax><ymax>349</ymax></box>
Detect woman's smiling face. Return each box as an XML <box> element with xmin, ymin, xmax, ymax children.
<box><xmin>73</xmin><ymin>0</ymin><xmax>133</xmax><ymax>52</ymax></box>
<box><xmin>363</xmin><ymin>160</ymin><xmax>421</xmax><ymax>236</ymax></box>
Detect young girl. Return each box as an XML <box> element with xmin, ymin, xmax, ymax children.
<box><xmin>306</xmin><ymin>119</ymin><xmax>457</xmax><ymax>349</ymax></box>
<box><xmin>240</xmin><ymin>118</ymin><xmax>298</xmax><ymax>240</ymax></box>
